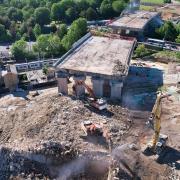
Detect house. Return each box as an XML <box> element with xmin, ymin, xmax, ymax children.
<box><xmin>108</xmin><ymin>10</ymin><xmax>162</xmax><ymax>41</ymax></box>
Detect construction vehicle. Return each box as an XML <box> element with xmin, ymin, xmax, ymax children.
<box><xmin>73</xmin><ymin>80</ymin><xmax>107</xmax><ymax>111</ymax></box>
<box><xmin>81</xmin><ymin>120</ymin><xmax>112</xmax><ymax>152</ymax></box>
<box><xmin>145</xmin><ymin>90</ymin><xmax>179</xmax><ymax>155</ymax></box>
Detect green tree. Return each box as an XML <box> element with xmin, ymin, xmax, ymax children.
<box><xmin>33</xmin><ymin>34</ymin><xmax>65</xmax><ymax>58</ymax></box>
<box><xmin>86</xmin><ymin>7</ymin><xmax>97</xmax><ymax>20</ymax></box>
<box><xmin>22</xmin><ymin>7</ymin><xmax>34</xmax><ymax>20</ymax></box>
<box><xmin>20</xmin><ymin>22</ymin><xmax>28</xmax><ymax>34</ymax></box>
<box><xmin>112</xmin><ymin>0</ymin><xmax>126</xmax><ymax>14</ymax></box>
<box><xmin>87</xmin><ymin>0</ymin><xmax>101</xmax><ymax>8</ymax></box>
<box><xmin>34</xmin><ymin>7</ymin><xmax>50</xmax><ymax>26</ymax></box>
<box><xmin>51</xmin><ymin>23</ymin><xmax>57</xmax><ymax>33</ymax></box>
<box><xmin>176</xmin><ymin>34</ymin><xmax>180</xmax><ymax>43</ymax></box>
<box><xmin>51</xmin><ymin>3</ymin><xmax>65</xmax><ymax>22</ymax></box>
<box><xmin>9</xmin><ymin>21</ymin><xmax>17</xmax><ymax>40</ymax></box>
<box><xmin>176</xmin><ymin>23</ymin><xmax>180</xmax><ymax>34</ymax></box>
<box><xmin>65</xmin><ymin>7</ymin><xmax>77</xmax><ymax>23</ymax></box>
<box><xmin>75</xmin><ymin>17</ymin><xmax>87</xmax><ymax>36</ymax></box>
<box><xmin>156</xmin><ymin>21</ymin><xmax>178</xmax><ymax>41</ymax></box>
<box><xmin>27</xmin><ymin>0</ymin><xmax>39</xmax><ymax>8</ymax></box>
<box><xmin>77</xmin><ymin>0</ymin><xmax>89</xmax><ymax>11</ymax></box>
<box><xmin>79</xmin><ymin>10</ymin><xmax>86</xmax><ymax>18</ymax></box>
<box><xmin>62</xmin><ymin>18</ymin><xmax>87</xmax><ymax>50</ymax></box>
<box><xmin>33</xmin><ymin>24</ymin><xmax>41</xmax><ymax>38</ymax></box>
<box><xmin>34</xmin><ymin>34</ymin><xmax>50</xmax><ymax>54</ymax></box>
<box><xmin>60</xmin><ymin>0</ymin><xmax>75</xmax><ymax>10</ymax></box>
<box><xmin>164</xmin><ymin>0</ymin><xmax>171</xmax><ymax>3</ymax></box>
<box><xmin>27</xmin><ymin>26</ymin><xmax>35</xmax><ymax>41</ymax></box>
<box><xmin>10</xmin><ymin>0</ymin><xmax>25</xmax><ymax>8</ymax></box>
<box><xmin>43</xmin><ymin>65</ymin><xmax>48</xmax><ymax>75</ymax></box>
<box><xmin>135</xmin><ymin>44</ymin><xmax>149</xmax><ymax>57</ymax></box>
<box><xmin>0</xmin><ymin>24</ymin><xmax>8</xmax><ymax>42</ymax></box>
<box><xmin>48</xmin><ymin>35</ymin><xmax>65</xmax><ymax>57</ymax></box>
<box><xmin>27</xmin><ymin>17</ymin><xmax>36</xmax><ymax>27</ymax></box>
<box><xmin>57</xmin><ymin>23</ymin><xmax>67</xmax><ymax>39</ymax></box>
<box><xmin>0</xmin><ymin>16</ymin><xmax>11</xmax><ymax>29</ymax></box>
<box><xmin>0</xmin><ymin>24</ymin><xmax>6</xmax><ymax>35</ymax></box>
<box><xmin>7</xmin><ymin>7</ymin><xmax>23</xmax><ymax>22</ymax></box>
<box><xmin>100</xmin><ymin>0</ymin><xmax>114</xmax><ymax>18</ymax></box>
<box><xmin>11</xmin><ymin>39</ymin><xmax>27</xmax><ymax>60</ymax></box>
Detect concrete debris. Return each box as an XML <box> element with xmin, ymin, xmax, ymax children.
<box><xmin>0</xmin><ymin>87</ymin><xmax>179</xmax><ymax>179</ymax></box>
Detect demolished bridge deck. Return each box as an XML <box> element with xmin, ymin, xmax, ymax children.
<box><xmin>56</xmin><ymin>35</ymin><xmax>136</xmax><ymax>79</ymax></box>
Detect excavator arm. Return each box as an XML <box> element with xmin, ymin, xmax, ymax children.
<box><xmin>75</xmin><ymin>80</ymin><xmax>96</xmax><ymax>99</ymax></box>
<box><xmin>151</xmin><ymin>93</ymin><xmax>172</xmax><ymax>150</ymax></box>
<box><xmin>146</xmin><ymin>90</ymin><xmax>179</xmax><ymax>154</ymax></box>
<box><xmin>73</xmin><ymin>80</ymin><xmax>107</xmax><ymax>110</ymax></box>
<box><xmin>82</xmin><ymin>82</ymin><xmax>97</xmax><ymax>100</ymax></box>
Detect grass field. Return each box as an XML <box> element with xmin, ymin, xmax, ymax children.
<box><xmin>140</xmin><ymin>5</ymin><xmax>155</xmax><ymax>11</ymax></box>
<box><xmin>141</xmin><ymin>0</ymin><xmax>164</xmax><ymax>5</ymax></box>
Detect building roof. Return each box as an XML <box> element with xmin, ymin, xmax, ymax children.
<box><xmin>108</xmin><ymin>11</ymin><xmax>159</xmax><ymax>31</ymax></box>
<box><xmin>56</xmin><ymin>33</ymin><xmax>136</xmax><ymax>78</ymax></box>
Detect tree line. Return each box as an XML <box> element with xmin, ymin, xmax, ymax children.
<box><xmin>0</xmin><ymin>0</ymin><xmax>128</xmax><ymax>43</ymax></box>
<box><xmin>11</xmin><ymin>18</ymin><xmax>87</xmax><ymax>61</ymax></box>
<box><xmin>156</xmin><ymin>21</ymin><xmax>180</xmax><ymax>43</ymax></box>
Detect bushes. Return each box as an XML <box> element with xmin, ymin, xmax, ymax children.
<box><xmin>33</xmin><ymin>34</ymin><xmax>65</xmax><ymax>58</ymax></box>
<box><xmin>156</xmin><ymin>21</ymin><xmax>179</xmax><ymax>42</ymax></box>
<box><xmin>34</xmin><ymin>7</ymin><xmax>50</xmax><ymax>26</ymax></box>
<box><xmin>11</xmin><ymin>39</ymin><xmax>30</xmax><ymax>60</ymax></box>
<box><xmin>154</xmin><ymin>51</ymin><xmax>180</xmax><ymax>62</ymax></box>
<box><xmin>56</xmin><ymin>24</ymin><xmax>67</xmax><ymax>39</ymax></box>
<box><xmin>112</xmin><ymin>0</ymin><xmax>127</xmax><ymax>14</ymax></box>
<box><xmin>134</xmin><ymin>44</ymin><xmax>150</xmax><ymax>58</ymax></box>
<box><xmin>176</xmin><ymin>34</ymin><xmax>180</xmax><ymax>43</ymax></box>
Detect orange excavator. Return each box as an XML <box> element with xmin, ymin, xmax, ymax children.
<box><xmin>81</xmin><ymin>120</ymin><xmax>112</xmax><ymax>152</ymax></box>
<box><xmin>73</xmin><ymin>80</ymin><xmax>107</xmax><ymax>111</ymax></box>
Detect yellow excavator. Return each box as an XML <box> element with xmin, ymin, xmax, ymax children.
<box><xmin>145</xmin><ymin>89</ymin><xmax>179</xmax><ymax>155</ymax></box>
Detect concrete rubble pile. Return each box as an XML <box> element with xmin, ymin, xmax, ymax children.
<box><xmin>0</xmin><ymin>91</ymin><xmax>133</xmax><ymax>179</ymax></box>
<box><xmin>1</xmin><ymin>89</ymin><xmax>178</xmax><ymax>179</ymax></box>
<box><xmin>0</xmin><ymin>140</ymin><xmax>79</xmax><ymax>179</ymax></box>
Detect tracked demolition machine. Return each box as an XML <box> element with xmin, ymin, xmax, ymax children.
<box><xmin>73</xmin><ymin>80</ymin><xmax>107</xmax><ymax>111</ymax></box>
<box><xmin>145</xmin><ymin>90</ymin><xmax>179</xmax><ymax>155</ymax></box>
<box><xmin>81</xmin><ymin>120</ymin><xmax>112</xmax><ymax>152</ymax></box>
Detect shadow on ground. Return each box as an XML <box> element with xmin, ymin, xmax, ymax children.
<box><xmin>157</xmin><ymin>146</ymin><xmax>180</xmax><ymax>170</ymax></box>
<box><xmin>122</xmin><ymin>66</ymin><xmax>164</xmax><ymax>111</ymax></box>
<box><xmin>80</xmin><ymin>134</ymin><xmax>109</xmax><ymax>149</ymax></box>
